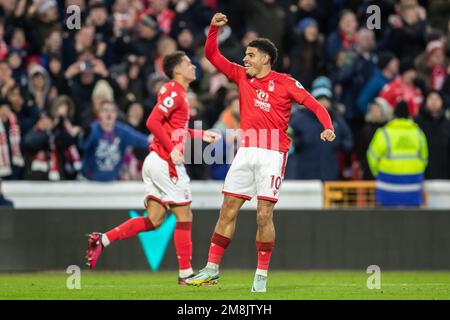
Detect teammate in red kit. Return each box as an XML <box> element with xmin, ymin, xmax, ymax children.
<box><xmin>186</xmin><ymin>14</ymin><xmax>336</xmax><ymax>291</ymax></box>
<box><xmin>85</xmin><ymin>51</ymin><xmax>221</xmax><ymax>284</ymax></box>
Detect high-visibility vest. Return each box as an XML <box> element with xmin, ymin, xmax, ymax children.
<box><xmin>367</xmin><ymin>118</ymin><xmax>428</xmax><ymax>206</ymax></box>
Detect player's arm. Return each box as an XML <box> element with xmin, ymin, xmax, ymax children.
<box><xmin>146</xmin><ymin>93</ymin><xmax>184</xmax><ymax>164</ymax></box>
<box><xmin>286</xmin><ymin>78</ymin><xmax>335</xmax><ymax>142</ymax></box>
<box><xmin>186</xmin><ymin>128</ymin><xmax>221</xmax><ymax>143</ymax></box>
<box><xmin>205</xmin><ymin>13</ymin><xmax>244</xmax><ymax>83</ymax></box>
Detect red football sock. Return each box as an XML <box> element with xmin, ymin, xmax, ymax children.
<box><xmin>174</xmin><ymin>221</ymin><xmax>192</xmax><ymax>270</ymax></box>
<box><xmin>207</xmin><ymin>232</ymin><xmax>231</xmax><ymax>265</ymax></box>
<box><xmin>105</xmin><ymin>216</ymin><xmax>154</xmax><ymax>244</ymax></box>
<box><xmin>256</xmin><ymin>241</ymin><xmax>274</xmax><ymax>271</ymax></box>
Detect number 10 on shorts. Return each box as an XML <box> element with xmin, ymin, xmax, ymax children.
<box><xmin>270</xmin><ymin>175</ymin><xmax>281</xmax><ymax>195</ymax></box>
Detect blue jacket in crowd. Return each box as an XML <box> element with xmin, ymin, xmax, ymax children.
<box><xmin>80</xmin><ymin>121</ymin><xmax>148</xmax><ymax>182</ymax></box>
<box><xmin>357</xmin><ymin>68</ymin><xmax>392</xmax><ymax>115</ymax></box>
<box><xmin>286</xmin><ymin>108</ymin><xmax>354</xmax><ymax>181</ymax></box>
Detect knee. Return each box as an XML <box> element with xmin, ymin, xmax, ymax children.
<box><xmin>149</xmin><ymin>215</ymin><xmax>164</xmax><ymax>229</ymax></box>
<box><xmin>256</xmin><ymin>208</ymin><xmax>273</xmax><ymax>227</ymax></box>
<box><xmin>219</xmin><ymin>198</ymin><xmax>240</xmax><ymax>224</ymax></box>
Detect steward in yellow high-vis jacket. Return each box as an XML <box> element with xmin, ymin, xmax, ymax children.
<box><xmin>367</xmin><ymin>101</ymin><xmax>428</xmax><ymax>206</ymax></box>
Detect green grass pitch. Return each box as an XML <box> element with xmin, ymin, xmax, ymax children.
<box><xmin>1</xmin><ymin>271</ymin><xmax>449</xmax><ymax>300</ymax></box>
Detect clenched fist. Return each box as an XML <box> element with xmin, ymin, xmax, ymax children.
<box><xmin>211</xmin><ymin>13</ymin><xmax>228</xmax><ymax>27</ymax></box>
<box><xmin>320</xmin><ymin>129</ymin><xmax>336</xmax><ymax>142</ymax></box>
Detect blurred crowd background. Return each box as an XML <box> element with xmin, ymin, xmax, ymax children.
<box><xmin>0</xmin><ymin>0</ymin><xmax>449</xmax><ymax>184</ymax></box>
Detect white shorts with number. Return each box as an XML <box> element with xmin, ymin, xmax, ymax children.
<box><xmin>142</xmin><ymin>151</ymin><xmax>192</xmax><ymax>208</ymax></box>
<box><xmin>222</xmin><ymin>147</ymin><xmax>288</xmax><ymax>202</ymax></box>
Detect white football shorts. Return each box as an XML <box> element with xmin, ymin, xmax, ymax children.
<box><xmin>222</xmin><ymin>147</ymin><xmax>288</xmax><ymax>202</ymax></box>
<box><xmin>142</xmin><ymin>151</ymin><xmax>192</xmax><ymax>208</ymax></box>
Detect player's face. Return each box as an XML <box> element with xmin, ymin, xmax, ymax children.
<box><xmin>177</xmin><ymin>56</ymin><xmax>197</xmax><ymax>82</ymax></box>
<box><xmin>243</xmin><ymin>47</ymin><xmax>268</xmax><ymax>77</ymax></box>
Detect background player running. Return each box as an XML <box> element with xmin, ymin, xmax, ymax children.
<box><xmin>187</xmin><ymin>13</ymin><xmax>336</xmax><ymax>292</ymax></box>
<box><xmin>85</xmin><ymin>51</ymin><xmax>221</xmax><ymax>284</ymax></box>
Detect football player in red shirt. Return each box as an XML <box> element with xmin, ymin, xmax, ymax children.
<box><xmin>187</xmin><ymin>13</ymin><xmax>336</xmax><ymax>292</ymax></box>
<box><xmin>86</xmin><ymin>51</ymin><xmax>220</xmax><ymax>284</ymax></box>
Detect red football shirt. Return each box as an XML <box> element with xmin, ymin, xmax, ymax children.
<box><xmin>146</xmin><ymin>80</ymin><xmax>203</xmax><ymax>178</ymax></box>
<box><xmin>205</xmin><ymin>25</ymin><xmax>334</xmax><ymax>152</ymax></box>
<box><xmin>147</xmin><ymin>80</ymin><xmax>190</xmax><ymax>158</ymax></box>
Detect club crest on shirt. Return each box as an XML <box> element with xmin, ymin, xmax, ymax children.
<box><xmin>268</xmin><ymin>80</ymin><xmax>275</xmax><ymax>92</ymax></box>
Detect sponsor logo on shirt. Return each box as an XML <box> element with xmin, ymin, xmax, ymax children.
<box><xmin>254</xmin><ymin>89</ymin><xmax>271</xmax><ymax>112</ymax></box>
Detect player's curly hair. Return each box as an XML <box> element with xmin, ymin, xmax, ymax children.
<box><xmin>248</xmin><ymin>38</ymin><xmax>278</xmax><ymax>66</ymax></box>
<box><xmin>163</xmin><ymin>51</ymin><xmax>187</xmax><ymax>79</ymax></box>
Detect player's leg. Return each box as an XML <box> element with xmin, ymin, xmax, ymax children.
<box><xmin>85</xmin><ymin>199</ymin><xmax>166</xmax><ymax>269</ymax></box>
<box><xmin>170</xmin><ymin>204</ymin><xmax>195</xmax><ymax>284</ymax></box>
<box><xmin>86</xmin><ymin>152</ymin><xmax>167</xmax><ymax>269</ymax></box>
<box><xmin>252</xmin><ymin>199</ymin><xmax>276</xmax><ymax>292</ymax></box>
<box><xmin>186</xmin><ymin>194</ymin><xmax>245</xmax><ymax>285</ymax></box>
<box><xmin>187</xmin><ymin>148</ymin><xmax>255</xmax><ymax>286</ymax></box>
<box><xmin>209</xmin><ymin>195</ymin><xmax>246</xmax><ymax>266</ymax></box>
<box><xmin>251</xmin><ymin>149</ymin><xmax>287</xmax><ymax>292</ymax></box>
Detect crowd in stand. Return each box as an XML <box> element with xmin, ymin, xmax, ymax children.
<box><xmin>0</xmin><ymin>0</ymin><xmax>449</xmax><ymax>184</ymax></box>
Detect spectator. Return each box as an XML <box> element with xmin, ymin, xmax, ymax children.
<box><xmin>367</xmin><ymin>101</ymin><xmax>428</xmax><ymax>206</ymax></box>
<box><xmin>141</xmin><ymin>0</ymin><xmax>175</xmax><ymax>35</ymax></box>
<box><xmin>358</xmin><ymin>97</ymin><xmax>393</xmax><ymax>180</ymax></box>
<box><xmin>153</xmin><ymin>36</ymin><xmax>177</xmax><ymax>75</ymax></box>
<box><xmin>80</xmin><ymin>79</ymin><xmax>115</xmax><ymax>130</ymax></box>
<box><xmin>28</xmin><ymin>0</ymin><xmax>61</xmax><ymax>53</ymax></box>
<box><xmin>291</xmin><ymin>0</ymin><xmax>329</xmax><ymax>34</ymax></box>
<box><xmin>0</xmin><ymin>59</ymin><xmax>15</xmax><ymax>100</ymax></box>
<box><xmin>170</xmin><ymin>0</ymin><xmax>212</xmax><ymax>39</ymax></box>
<box><xmin>144</xmin><ymin>72</ymin><xmax>168</xmax><ymax>114</ymax></box>
<box><xmin>384</xmin><ymin>2</ymin><xmax>427</xmax><ymax>61</ymax></box>
<box><xmin>415</xmin><ymin>90</ymin><xmax>450</xmax><ymax>179</ymax></box>
<box><xmin>22</xmin><ymin>96</ymin><xmax>81</xmax><ymax>180</ymax></box>
<box><xmin>109</xmin><ymin>63</ymin><xmax>134</xmax><ymax>113</ymax></box>
<box><xmin>8</xmin><ymin>27</ymin><xmax>28</xmax><ymax>53</ymax></box>
<box><xmin>63</xmin><ymin>24</ymin><xmax>95</xmax><ymax>68</ymax></box>
<box><xmin>7</xmin><ymin>48</ymin><xmax>28</xmax><ymax>89</ymax></box>
<box><xmin>122</xmin><ymin>13</ymin><xmax>159</xmax><ymax>75</ymax></box>
<box><xmin>290</xmin><ymin>18</ymin><xmax>325</xmax><ymax>90</ymax></box>
<box><xmin>240</xmin><ymin>0</ymin><xmax>287</xmax><ymax>70</ymax></box>
<box><xmin>86</xmin><ymin>2</ymin><xmax>113</xmax><ymax>65</ymax></box>
<box><xmin>112</xmin><ymin>0</ymin><xmax>136</xmax><ymax>38</ymax></box>
<box><xmin>379</xmin><ymin>57</ymin><xmax>424</xmax><ymax>117</ymax></box>
<box><xmin>357</xmin><ymin>51</ymin><xmax>399</xmax><ymax>115</ymax></box>
<box><xmin>210</xmin><ymin>94</ymin><xmax>240</xmax><ymax>180</ymax></box>
<box><xmin>47</xmin><ymin>53</ymin><xmax>69</xmax><ymax>95</ymax></box>
<box><xmin>79</xmin><ymin>100</ymin><xmax>148</xmax><ymax>182</ymax></box>
<box><xmin>6</xmin><ymin>84</ymin><xmax>38</xmax><ymax>136</ymax></box>
<box><xmin>41</xmin><ymin>28</ymin><xmax>62</xmax><ymax>60</ymax></box>
<box><xmin>126</xmin><ymin>101</ymin><xmax>146</xmax><ymax>134</ymax></box>
<box><xmin>416</xmin><ymin>40</ymin><xmax>448</xmax><ymax>91</ymax></box>
<box><xmin>27</xmin><ymin>63</ymin><xmax>51</xmax><ymax>111</ymax></box>
<box><xmin>208</xmin><ymin>24</ymin><xmax>244</xmax><ymax>64</ymax></box>
<box><xmin>0</xmin><ymin>100</ymin><xmax>24</xmax><ymax>179</ymax></box>
<box><xmin>325</xmin><ymin>10</ymin><xmax>358</xmax><ymax>70</ymax></box>
<box><xmin>0</xmin><ymin>17</ymin><xmax>8</xmax><ymax>60</ymax></box>
<box><xmin>240</xmin><ymin>28</ymin><xmax>259</xmax><ymax>48</ymax></box>
<box><xmin>332</xmin><ymin>28</ymin><xmax>377</xmax><ymax>144</ymax></box>
<box><xmin>184</xmin><ymin>91</ymin><xmax>209</xmax><ymax>180</ymax></box>
<box><xmin>65</xmin><ymin>50</ymin><xmax>110</xmax><ymax>124</ymax></box>
<box><xmin>286</xmin><ymin>76</ymin><xmax>353</xmax><ymax>180</ymax></box>
<box><xmin>428</xmin><ymin>0</ymin><xmax>450</xmax><ymax>33</ymax></box>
